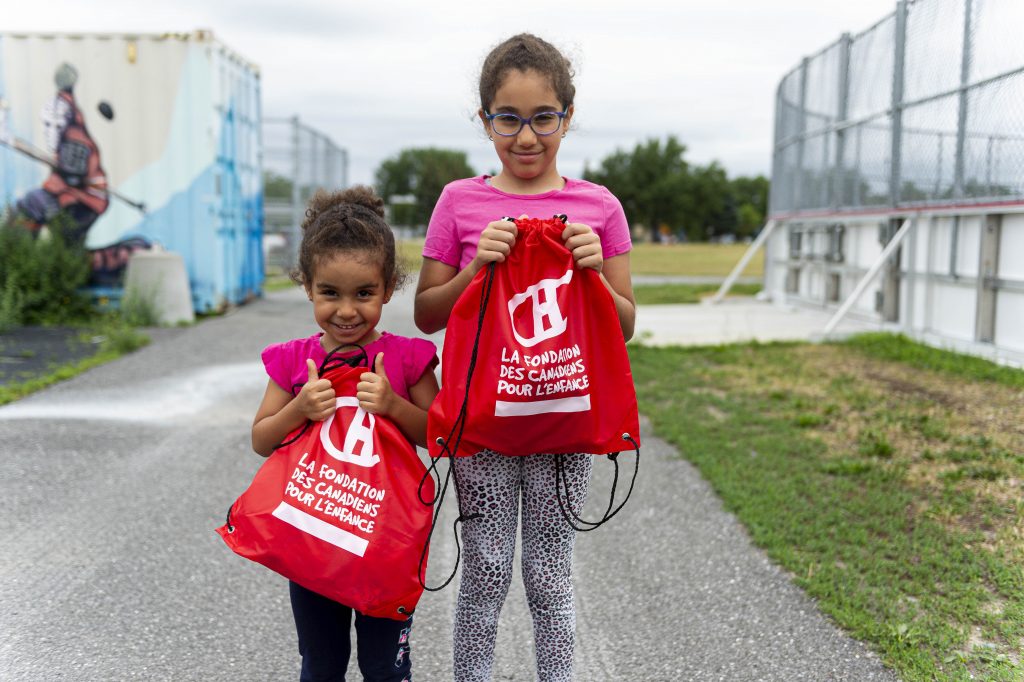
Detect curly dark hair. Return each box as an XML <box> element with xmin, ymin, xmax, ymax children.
<box><xmin>290</xmin><ymin>185</ymin><xmax>407</xmax><ymax>291</ymax></box>
<box><xmin>478</xmin><ymin>33</ymin><xmax>575</xmax><ymax>112</ymax></box>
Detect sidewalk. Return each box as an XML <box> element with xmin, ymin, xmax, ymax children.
<box><xmin>0</xmin><ymin>287</ymin><xmax>897</xmax><ymax>680</ymax></box>
<box><xmin>634</xmin><ymin>297</ymin><xmax>881</xmax><ymax>346</ymax></box>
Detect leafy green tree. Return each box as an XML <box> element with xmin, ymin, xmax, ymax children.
<box><xmin>685</xmin><ymin>162</ymin><xmax>735</xmax><ymax>241</ymax></box>
<box><xmin>263</xmin><ymin>172</ymin><xmax>294</xmax><ymax>201</ymax></box>
<box><xmin>586</xmin><ymin>136</ymin><xmax>772</xmax><ymax>241</ymax></box>
<box><xmin>375</xmin><ymin>148</ymin><xmax>476</xmax><ymax>226</ymax></box>
<box><xmin>730</xmin><ymin>175</ymin><xmax>769</xmax><ymax>239</ymax></box>
<box><xmin>584</xmin><ymin>136</ymin><xmax>692</xmax><ymax>242</ymax></box>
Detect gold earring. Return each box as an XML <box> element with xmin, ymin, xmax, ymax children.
<box><xmin>488</xmin><ymin>135</ymin><xmax>493</xmax><ymax>141</ymax></box>
<box><xmin>561</xmin><ymin>132</ymin><xmax>567</xmax><ymax>138</ymax></box>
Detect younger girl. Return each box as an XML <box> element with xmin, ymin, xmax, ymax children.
<box><xmin>252</xmin><ymin>185</ymin><xmax>439</xmax><ymax>682</ymax></box>
<box><xmin>415</xmin><ymin>34</ymin><xmax>635</xmax><ymax>682</ymax></box>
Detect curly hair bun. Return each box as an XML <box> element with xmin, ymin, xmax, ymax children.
<box><xmin>293</xmin><ymin>184</ymin><xmax>405</xmax><ymax>291</ymax></box>
<box><xmin>302</xmin><ymin>185</ymin><xmax>386</xmax><ymax>231</ymax></box>
<box><xmin>337</xmin><ymin>185</ymin><xmax>386</xmax><ymax>218</ymax></box>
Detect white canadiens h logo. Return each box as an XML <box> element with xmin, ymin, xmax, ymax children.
<box><xmin>319</xmin><ymin>397</ymin><xmax>381</xmax><ymax>468</ymax></box>
<box><xmin>507</xmin><ymin>269</ymin><xmax>573</xmax><ymax>348</ymax></box>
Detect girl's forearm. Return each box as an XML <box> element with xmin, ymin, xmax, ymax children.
<box><xmin>414</xmin><ymin>262</ymin><xmax>482</xmax><ymax>333</ymax></box>
<box><xmin>252</xmin><ymin>400</ymin><xmax>307</xmax><ymax>457</ymax></box>
<box><xmin>599</xmin><ymin>272</ymin><xmax>636</xmax><ymax>341</ymax></box>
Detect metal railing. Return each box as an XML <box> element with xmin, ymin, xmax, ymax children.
<box><xmin>770</xmin><ymin>0</ymin><xmax>1024</xmax><ymax>217</ymax></box>
<box><xmin>263</xmin><ymin>116</ymin><xmax>349</xmax><ymax>272</ymax></box>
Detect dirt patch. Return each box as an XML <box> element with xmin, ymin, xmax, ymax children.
<box><xmin>0</xmin><ymin>327</ymin><xmax>104</xmax><ymax>386</ymax></box>
<box><xmin>708</xmin><ymin>343</ymin><xmax>1024</xmax><ymax>556</ymax></box>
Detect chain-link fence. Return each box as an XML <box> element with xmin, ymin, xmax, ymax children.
<box><xmin>263</xmin><ymin>116</ymin><xmax>349</xmax><ymax>272</ymax></box>
<box><xmin>770</xmin><ymin>0</ymin><xmax>1024</xmax><ymax>216</ymax></box>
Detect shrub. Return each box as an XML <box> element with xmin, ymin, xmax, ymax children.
<box><xmin>0</xmin><ymin>212</ymin><xmax>93</xmax><ymax>326</ymax></box>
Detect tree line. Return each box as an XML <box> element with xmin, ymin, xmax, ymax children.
<box><xmin>267</xmin><ymin>136</ymin><xmax>770</xmax><ymax>242</ymax></box>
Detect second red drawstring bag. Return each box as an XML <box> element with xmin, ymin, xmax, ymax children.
<box><xmin>428</xmin><ymin>215</ymin><xmax>640</xmax><ymax>459</ymax></box>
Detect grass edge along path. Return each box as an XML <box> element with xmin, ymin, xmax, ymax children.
<box><xmin>0</xmin><ymin>326</ymin><xmax>149</xmax><ymax>406</ymax></box>
<box><xmin>633</xmin><ymin>282</ymin><xmax>761</xmax><ymax>305</ymax></box>
<box><xmin>629</xmin><ymin>335</ymin><xmax>1023</xmax><ymax>681</ymax></box>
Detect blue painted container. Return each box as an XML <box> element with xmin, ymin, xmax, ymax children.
<box><xmin>0</xmin><ymin>30</ymin><xmax>263</xmax><ymax>312</ymax></box>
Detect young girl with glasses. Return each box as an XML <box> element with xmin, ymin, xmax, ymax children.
<box><xmin>414</xmin><ymin>33</ymin><xmax>636</xmax><ymax>682</ymax></box>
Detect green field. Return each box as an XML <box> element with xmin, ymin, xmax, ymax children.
<box><xmin>633</xmin><ymin>282</ymin><xmax>762</xmax><ymax>305</ymax></box>
<box><xmin>397</xmin><ymin>239</ymin><xmax>759</xmax><ymax>278</ymax></box>
<box><xmin>271</xmin><ymin>241</ymin><xmax>760</xmax><ymax>303</ymax></box>
<box><xmin>630</xmin><ymin>335</ymin><xmax>1024</xmax><ymax>681</ymax></box>
<box><xmin>629</xmin><ymin>241</ymin><xmax>762</xmax><ymax>277</ymax></box>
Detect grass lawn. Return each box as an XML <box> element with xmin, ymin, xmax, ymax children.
<box><xmin>630</xmin><ymin>334</ymin><xmax>1023</xmax><ymax>681</ymax></box>
<box><xmin>633</xmin><ymin>282</ymin><xmax>762</xmax><ymax>305</ymax></box>
<box><xmin>630</xmin><ymin>242</ymin><xmax>761</xmax><ymax>277</ymax></box>
<box><xmin>398</xmin><ymin>239</ymin><xmax>760</xmax><ymax>278</ymax></box>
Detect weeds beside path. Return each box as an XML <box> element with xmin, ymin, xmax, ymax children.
<box><xmin>630</xmin><ymin>335</ymin><xmax>1024</xmax><ymax>681</ymax></box>
<box><xmin>0</xmin><ymin>323</ymin><xmax>149</xmax><ymax>405</ymax></box>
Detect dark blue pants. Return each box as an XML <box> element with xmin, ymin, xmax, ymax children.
<box><xmin>289</xmin><ymin>581</ymin><xmax>413</xmax><ymax>682</ymax></box>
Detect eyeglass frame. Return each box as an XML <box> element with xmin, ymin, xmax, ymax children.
<box><xmin>482</xmin><ymin>108</ymin><xmax>570</xmax><ymax>137</ymax></box>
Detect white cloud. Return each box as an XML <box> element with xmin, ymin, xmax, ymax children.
<box><xmin>7</xmin><ymin>0</ymin><xmax>898</xmax><ymax>183</ymax></box>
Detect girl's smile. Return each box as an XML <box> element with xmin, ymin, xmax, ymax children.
<box><xmin>306</xmin><ymin>250</ymin><xmax>392</xmax><ymax>351</ymax></box>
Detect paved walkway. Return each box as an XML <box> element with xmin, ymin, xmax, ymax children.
<box><xmin>635</xmin><ymin>297</ymin><xmax>881</xmax><ymax>347</ymax></box>
<box><xmin>0</xmin><ymin>286</ymin><xmax>896</xmax><ymax>680</ymax></box>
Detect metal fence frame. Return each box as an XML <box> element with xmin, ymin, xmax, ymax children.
<box><xmin>263</xmin><ymin>116</ymin><xmax>349</xmax><ymax>272</ymax></box>
<box><xmin>770</xmin><ymin>0</ymin><xmax>1024</xmax><ymax>218</ymax></box>
<box><xmin>717</xmin><ymin>0</ymin><xmax>1024</xmax><ymax>365</ymax></box>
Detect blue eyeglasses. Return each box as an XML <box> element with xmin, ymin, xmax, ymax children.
<box><xmin>484</xmin><ymin>108</ymin><xmax>569</xmax><ymax>137</ymax></box>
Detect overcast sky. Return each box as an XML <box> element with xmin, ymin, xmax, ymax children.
<box><xmin>9</xmin><ymin>0</ymin><xmax>898</xmax><ymax>186</ymax></box>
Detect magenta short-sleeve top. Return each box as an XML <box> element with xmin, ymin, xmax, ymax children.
<box><xmin>422</xmin><ymin>176</ymin><xmax>632</xmax><ymax>271</ymax></box>
<box><xmin>261</xmin><ymin>332</ymin><xmax>438</xmax><ymax>400</ymax></box>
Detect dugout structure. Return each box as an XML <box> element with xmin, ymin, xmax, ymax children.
<box><xmin>722</xmin><ymin>0</ymin><xmax>1024</xmax><ymax>365</ymax></box>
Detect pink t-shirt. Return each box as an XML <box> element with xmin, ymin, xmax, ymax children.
<box><xmin>423</xmin><ymin>176</ymin><xmax>632</xmax><ymax>271</ymax></box>
<box><xmin>261</xmin><ymin>332</ymin><xmax>438</xmax><ymax>400</ymax></box>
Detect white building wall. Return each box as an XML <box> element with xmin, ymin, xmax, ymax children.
<box><xmin>764</xmin><ymin>208</ymin><xmax>1024</xmax><ymax>365</ymax></box>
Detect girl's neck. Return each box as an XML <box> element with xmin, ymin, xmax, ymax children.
<box><xmin>489</xmin><ymin>169</ymin><xmax>565</xmax><ymax>195</ymax></box>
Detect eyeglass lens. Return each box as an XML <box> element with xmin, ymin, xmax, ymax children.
<box><xmin>491</xmin><ymin>112</ymin><xmax>562</xmax><ymax>136</ymax></box>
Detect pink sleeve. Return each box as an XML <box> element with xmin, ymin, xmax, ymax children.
<box><xmin>422</xmin><ymin>187</ymin><xmax>459</xmax><ymax>267</ymax></box>
<box><xmin>261</xmin><ymin>342</ymin><xmax>295</xmax><ymax>393</ymax></box>
<box><xmin>601</xmin><ymin>189</ymin><xmax>632</xmax><ymax>259</ymax></box>
<box><xmin>404</xmin><ymin>337</ymin><xmax>439</xmax><ymax>389</ymax></box>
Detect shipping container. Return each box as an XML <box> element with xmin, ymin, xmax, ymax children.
<box><xmin>0</xmin><ymin>29</ymin><xmax>263</xmax><ymax>312</ymax></box>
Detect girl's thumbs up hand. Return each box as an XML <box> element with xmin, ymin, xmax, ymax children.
<box><xmin>297</xmin><ymin>358</ymin><xmax>336</xmax><ymax>421</ymax></box>
<box><xmin>357</xmin><ymin>353</ymin><xmax>394</xmax><ymax>416</ymax></box>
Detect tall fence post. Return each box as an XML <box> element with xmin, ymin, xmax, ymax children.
<box><xmin>833</xmin><ymin>33</ymin><xmax>852</xmax><ymax>211</ymax></box>
<box><xmin>794</xmin><ymin>57</ymin><xmax>810</xmax><ymax>211</ymax></box>
<box><xmin>289</xmin><ymin>115</ymin><xmax>303</xmax><ymax>266</ymax></box>
<box><xmin>890</xmin><ymin>0</ymin><xmax>908</xmax><ymax>207</ymax></box>
<box><xmin>953</xmin><ymin>0</ymin><xmax>974</xmax><ymax>199</ymax></box>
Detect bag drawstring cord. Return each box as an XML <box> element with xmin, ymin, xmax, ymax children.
<box><xmin>555</xmin><ymin>433</ymin><xmax>640</xmax><ymax>532</ymax></box>
<box><xmin>417</xmin><ymin>262</ymin><xmax>496</xmax><ymax>591</ymax></box>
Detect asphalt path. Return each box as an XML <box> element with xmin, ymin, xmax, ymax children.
<box><xmin>0</xmin><ymin>286</ymin><xmax>897</xmax><ymax>681</ymax></box>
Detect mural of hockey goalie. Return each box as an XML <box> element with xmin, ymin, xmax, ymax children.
<box><xmin>1</xmin><ymin>62</ymin><xmax>149</xmax><ymax>285</ymax></box>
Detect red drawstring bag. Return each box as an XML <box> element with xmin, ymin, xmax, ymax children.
<box><xmin>428</xmin><ymin>216</ymin><xmax>640</xmax><ymax>460</ymax></box>
<box><xmin>417</xmin><ymin>216</ymin><xmax>641</xmax><ymax>590</ymax></box>
<box><xmin>218</xmin><ymin>350</ymin><xmax>435</xmax><ymax>620</ymax></box>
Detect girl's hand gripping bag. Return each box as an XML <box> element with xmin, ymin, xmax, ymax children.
<box><xmin>428</xmin><ymin>216</ymin><xmax>640</xmax><ymax>459</ymax></box>
<box><xmin>218</xmin><ymin>353</ymin><xmax>435</xmax><ymax>620</ymax></box>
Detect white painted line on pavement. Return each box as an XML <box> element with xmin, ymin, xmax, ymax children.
<box><xmin>0</xmin><ymin>362</ymin><xmax>264</xmax><ymax>421</ymax></box>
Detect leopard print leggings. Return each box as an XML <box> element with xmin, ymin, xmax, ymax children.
<box><xmin>451</xmin><ymin>450</ymin><xmax>593</xmax><ymax>682</ymax></box>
